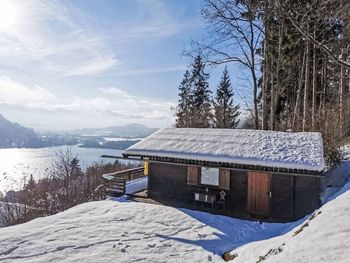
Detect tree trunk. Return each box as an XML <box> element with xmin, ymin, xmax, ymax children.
<box><xmin>252</xmin><ymin>68</ymin><xmax>259</xmax><ymax>130</ymax></box>
<box><xmin>262</xmin><ymin>1</ymin><xmax>270</xmax><ymax>130</ymax></box>
<box><xmin>340</xmin><ymin>48</ymin><xmax>347</xmax><ymax>135</ymax></box>
<box><xmin>311</xmin><ymin>29</ymin><xmax>317</xmax><ymax>131</ymax></box>
<box><xmin>303</xmin><ymin>37</ymin><xmax>311</xmax><ymax>132</ymax></box>
<box><xmin>322</xmin><ymin>57</ymin><xmax>327</xmax><ymax>120</ymax></box>
<box><xmin>319</xmin><ymin>55</ymin><xmax>324</xmax><ymax>120</ymax></box>
<box><xmin>292</xmin><ymin>53</ymin><xmax>306</xmax><ymax>130</ymax></box>
<box><xmin>269</xmin><ymin>56</ymin><xmax>274</xmax><ymax>130</ymax></box>
<box><xmin>271</xmin><ymin>21</ymin><xmax>284</xmax><ymax>131</ymax></box>
<box><xmin>262</xmin><ymin>41</ymin><xmax>269</xmax><ymax>130</ymax></box>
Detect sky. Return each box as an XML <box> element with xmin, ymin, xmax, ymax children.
<box><xmin>0</xmin><ymin>0</ymin><xmax>243</xmax><ymax>131</ymax></box>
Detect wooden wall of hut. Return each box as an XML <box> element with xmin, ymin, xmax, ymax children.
<box><xmin>148</xmin><ymin>162</ymin><xmax>320</xmax><ymax>221</ymax></box>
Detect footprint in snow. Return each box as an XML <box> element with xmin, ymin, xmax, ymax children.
<box><xmin>56</xmin><ymin>245</ymin><xmax>75</xmax><ymax>251</ymax></box>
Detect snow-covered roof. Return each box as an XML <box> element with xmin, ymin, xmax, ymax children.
<box><xmin>123</xmin><ymin>128</ymin><xmax>325</xmax><ymax>172</ymax></box>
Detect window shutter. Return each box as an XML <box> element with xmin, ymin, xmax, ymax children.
<box><xmin>187</xmin><ymin>166</ymin><xmax>198</xmax><ymax>186</ymax></box>
<box><xmin>219</xmin><ymin>169</ymin><xmax>230</xmax><ymax>190</ymax></box>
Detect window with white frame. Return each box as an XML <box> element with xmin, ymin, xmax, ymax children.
<box><xmin>200</xmin><ymin>167</ymin><xmax>219</xmax><ymax>186</ymax></box>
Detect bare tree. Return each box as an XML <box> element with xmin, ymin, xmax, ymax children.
<box><xmin>51</xmin><ymin>148</ymin><xmax>82</xmax><ymax>209</ymax></box>
<box><xmin>188</xmin><ymin>0</ymin><xmax>263</xmax><ymax>129</ymax></box>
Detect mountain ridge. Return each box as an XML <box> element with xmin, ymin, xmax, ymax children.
<box><xmin>0</xmin><ymin>114</ymin><xmax>42</xmax><ymax>148</ymax></box>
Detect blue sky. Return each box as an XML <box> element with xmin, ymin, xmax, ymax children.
<box><xmin>0</xmin><ymin>0</ymin><xmax>245</xmax><ymax>130</ymax></box>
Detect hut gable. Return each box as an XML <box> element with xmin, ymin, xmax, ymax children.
<box><xmin>123</xmin><ymin>128</ymin><xmax>325</xmax><ymax>172</ymax></box>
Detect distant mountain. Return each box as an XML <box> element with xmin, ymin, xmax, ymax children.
<box><xmin>0</xmin><ymin>117</ymin><xmax>158</xmax><ymax>149</ymax></box>
<box><xmin>69</xmin><ymin>124</ymin><xmax>159</xmax><ymax>138</ymax></box>
<box><xmin>0</xmin><ymin>114</ymin><xmax>42</xmax><ymax>148</ymax></box>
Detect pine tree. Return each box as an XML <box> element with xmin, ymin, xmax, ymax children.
<box><xmin>214</xmin><ymin>67</ymin><xmax>240</xmax><ymax>128</ymax></box>
<box><xmin>190</xmin><ymin>55</ymin><xmax>212</xmax><ymax>128</ymax></box>
<box><xmin>175</xmin><ymin>70</ymin><xmax>192</xmax><ymax>127</ymax></box>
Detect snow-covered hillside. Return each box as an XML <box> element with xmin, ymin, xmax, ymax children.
<box><xmin>228</xmin><ymin>179</ymin><xmax>350</xmax><ymax>263</ymax></box>
<box><xmin>0</xmin><ymin>162</ymin><xmax>349</xmax><ymax>262</ymax></box>
<box><xmin>0</xmin><ymin>199</ymin><xmax>301</xmax><ymax>263</ymax></box>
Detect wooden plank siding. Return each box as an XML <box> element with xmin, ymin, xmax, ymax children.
<box><xmin>148</xmin><ymin>162</ymin><xmax>195</xmax><ymax>201</ymax></box>
<box><xmin>294</xmin><ymin>176</ymin><xmax>321</xmax><ymax>219</ymax></box>
<box><xmin>148</xmin><ymin>162</ymin><xmax>320</xmax><ymax>221</ymax></box>
<box><xmin>227</xmin><ymin>169</ymin><xmax>248</xmax><ymax>212</ymax></box>
<box><xmin>219</xmin><ymin>169</ymin><xmax>230</xmax><ymax>190</ymax></box>
<box><xmin>247</xmin><ymin>172</ymin><xmax>271</xmax><ymax>217</ymax></box>
<box><xmin>187</xmin><ymin>166</ymin><xmax>200</xmax><ymax>186</ymax></box>
<box><xmin>270</xmin><ymin>174</ymin><xmax>294</xmax><ymax>220</ymax></box>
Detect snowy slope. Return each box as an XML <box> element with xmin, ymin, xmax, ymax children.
<box><xmin>1</xmin><ymin>162</ymin><xmax>349</xmax><ymax>262</ymax></box>
<box><xmin>0</xmin><ymin>185</ymin><xmax>349</xmax><ymax>263</ymax></box>
<box><xmin>123</xmin><ymin>128</ymin><xmax>324</xmax><ymax>171</ymax></box>
<box><xmin>228</xmin><ymin>180</ymin><xmax>350</xmax><ymax>263</ymax></box>
<box><xmin>0</xmin><ymin>200</ymin><xmax>301</xmax><ymax>263</ymax></box>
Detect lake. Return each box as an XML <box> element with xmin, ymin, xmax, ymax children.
<box><xmin>0</xmin><ymin>146</ymin><xmax>127</xmax><ymax>193</ymax></box>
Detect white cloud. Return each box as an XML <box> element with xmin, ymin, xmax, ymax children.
<box><xmin>0</xmin><ymin>0</ymin><xmax>192</xmax><ymax>78</ymax></box>
<box><xmin>0</xmin><ymin>76</ymin><xmax>174</xmax><ymax>123</ymax></box>
<box><xmin>0</xmin><ymin>0</ymin><xmax>118</xmax><ymax>77</ymax></box>
<box><xmin>98</xmin><ymin>87</ymin><xmax>131</xmax><ymax>97</ymax></box>
<box><xmin>63</xmin><ymin>57</ymin><xmax>119</xmax><ymax>77</ymax></box>
<box><xmin>114</xmin><ymin>65</ymin><xmax>186</xmax><ymax>77</ymax></box>
<box><xmin>0</xmin><ymin>75</ymin><xmax>57</xmax><ymax>103</ymax></box>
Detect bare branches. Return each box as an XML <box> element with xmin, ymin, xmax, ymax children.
<box><xmin>191</xmin><ymin>0</ymin><xmax>263</xmax><ymax>128</ymax></box>
<box><xmin>280</xmin><ymin>0</ymin><xmax>350</xmax><ymax>69</ymax></box>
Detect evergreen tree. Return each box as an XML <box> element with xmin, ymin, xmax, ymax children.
<box><xmin>190</xmin><ymin>55</ymin><xmax>212</xmax><ymax>128</ymax></box>
<box><xmin>214</xmin><ymin>67</ymin><xmax>240</xmax><ymax>128</ymax></box>
<box><xmin>175</xmin><ymin>70</ymin><xmax>192</xmax><ymax>127</ymax></box>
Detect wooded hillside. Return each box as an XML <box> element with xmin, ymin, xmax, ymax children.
<box><xmin>176</xmin><ymin>0</ymin><xmax>350</xmax><ymax>161</ymax></box>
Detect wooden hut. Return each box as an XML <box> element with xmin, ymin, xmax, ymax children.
<box><xmin>122</xmin><ymin>128</ymin><xmax>325</xmax><ymax>221</ymax></box>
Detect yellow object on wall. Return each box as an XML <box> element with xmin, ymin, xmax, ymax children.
<box><xmin>144</xmin><ymin>160</ymin><xmax>149</xmax><ymax>176</ymax></box>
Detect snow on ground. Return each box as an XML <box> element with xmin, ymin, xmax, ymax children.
<box><xmin>125</xmin><ymin>177</ymin><xmax>147</xmax><ymax>195</ymax></box>
<box><xmin>104</xmin><ymin>137</ymin><xmax>143</xmax><ymax>142</ymax></box>
<box><xmin>0</xmin><ymin>162</ymin><xmax>349</xmax><ymax>262</ymax></box>
<box><xmin>0</xmin><ymin>200</ymin><xmax>301</xmax><ymax>262</ymax></box>
<box><xmin>321</xmin><ymin>160</ymin><xmax>350</xmax><ymax>203</ymax></box>
<box><xmin>123</xmin><ymin>128</ymin><xmax>324</xmax><ymax>171</ymax></box>
<box><xmin>340</xmin><ymin>144</ymin><xmax>350</xmax><ymax>160</ymax></box>
<box><xmin>228</xmin><ymin>162</ymin><xmax>350</xmax><ymax>263</ymax></box>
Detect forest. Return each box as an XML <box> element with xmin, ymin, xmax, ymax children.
<box><xmin>175</xmin><ymin>0</ymin><xmax>350</xmax><ymax>164</ymax></box>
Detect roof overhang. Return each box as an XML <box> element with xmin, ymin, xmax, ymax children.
<box><xmin>122</xmin><ymin>153</ymin><xmax>324</xmax><ymax>177</ymax></box>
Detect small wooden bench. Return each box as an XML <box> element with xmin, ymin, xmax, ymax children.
<box><xmin>194</xmin><ymin>192</ymin><xmax>216</xmax><ymax>208</ymax></box>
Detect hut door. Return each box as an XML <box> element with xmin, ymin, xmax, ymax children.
<box><xmin>247</xmin><ymin>172</ymin><xmax>271</xmax><ymax>217</ymax></box>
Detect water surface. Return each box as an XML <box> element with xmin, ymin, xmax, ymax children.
<box><xmin>0</xmin><ymin>146</ymin><xmax>125</xmax><ymax>193</ymax></box>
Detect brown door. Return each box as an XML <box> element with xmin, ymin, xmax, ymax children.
<box><xmin>247</xmin><ymin>171</ymin><xmax>271</xmax><ymax>217</ymax></box>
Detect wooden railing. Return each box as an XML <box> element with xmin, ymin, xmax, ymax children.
<box><xmin>102</xmin><ymin>167</ymin><xmax>145</xmax><ymax>197</ymax></box>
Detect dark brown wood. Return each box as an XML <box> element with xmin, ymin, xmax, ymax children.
<box><xmin>294</xmin><ymin>176</ymin><xmax>320</xmax><ymax>219</ymax></box>
<box><xmin>271</xmin><ymin>174</ymin><xmax>294</xmax><ymax>220</ymax></box>
<box><xmin>219</xmin><ymin>169</ymin><xmax>230</xmax><ymax>190</ymax></box>
<box><xmin>102</xmin><ymin>167</ymin><xmax>145</xmax><ymax>197</ymax></box>
<box><xmin>227</xmin><ymin>170</ymin><xmax>247</xmax><ymax>212</ymax></box>
<box><xmin>148</xmin><ymin>162</ymin><xmax>320</xmax><ymax>221</ymax></box>
<box><xmin>121</xmin><ymin>154</ymin><xmax>323</xmax><ymax>176</ymax></box>
<box><xmin>187</xmin><ymin>166</ymin><xmax>199</xmax><ymax>185</ymax></box>
<box><xmin>247</xmin><ymin>171</ymin><xmax>271</xmax><ymax>217</ymax></box>
<box><xmin>149</xmin><ymin>163</ymin><xmax>192</xmax><ymax>201</ymax></box>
